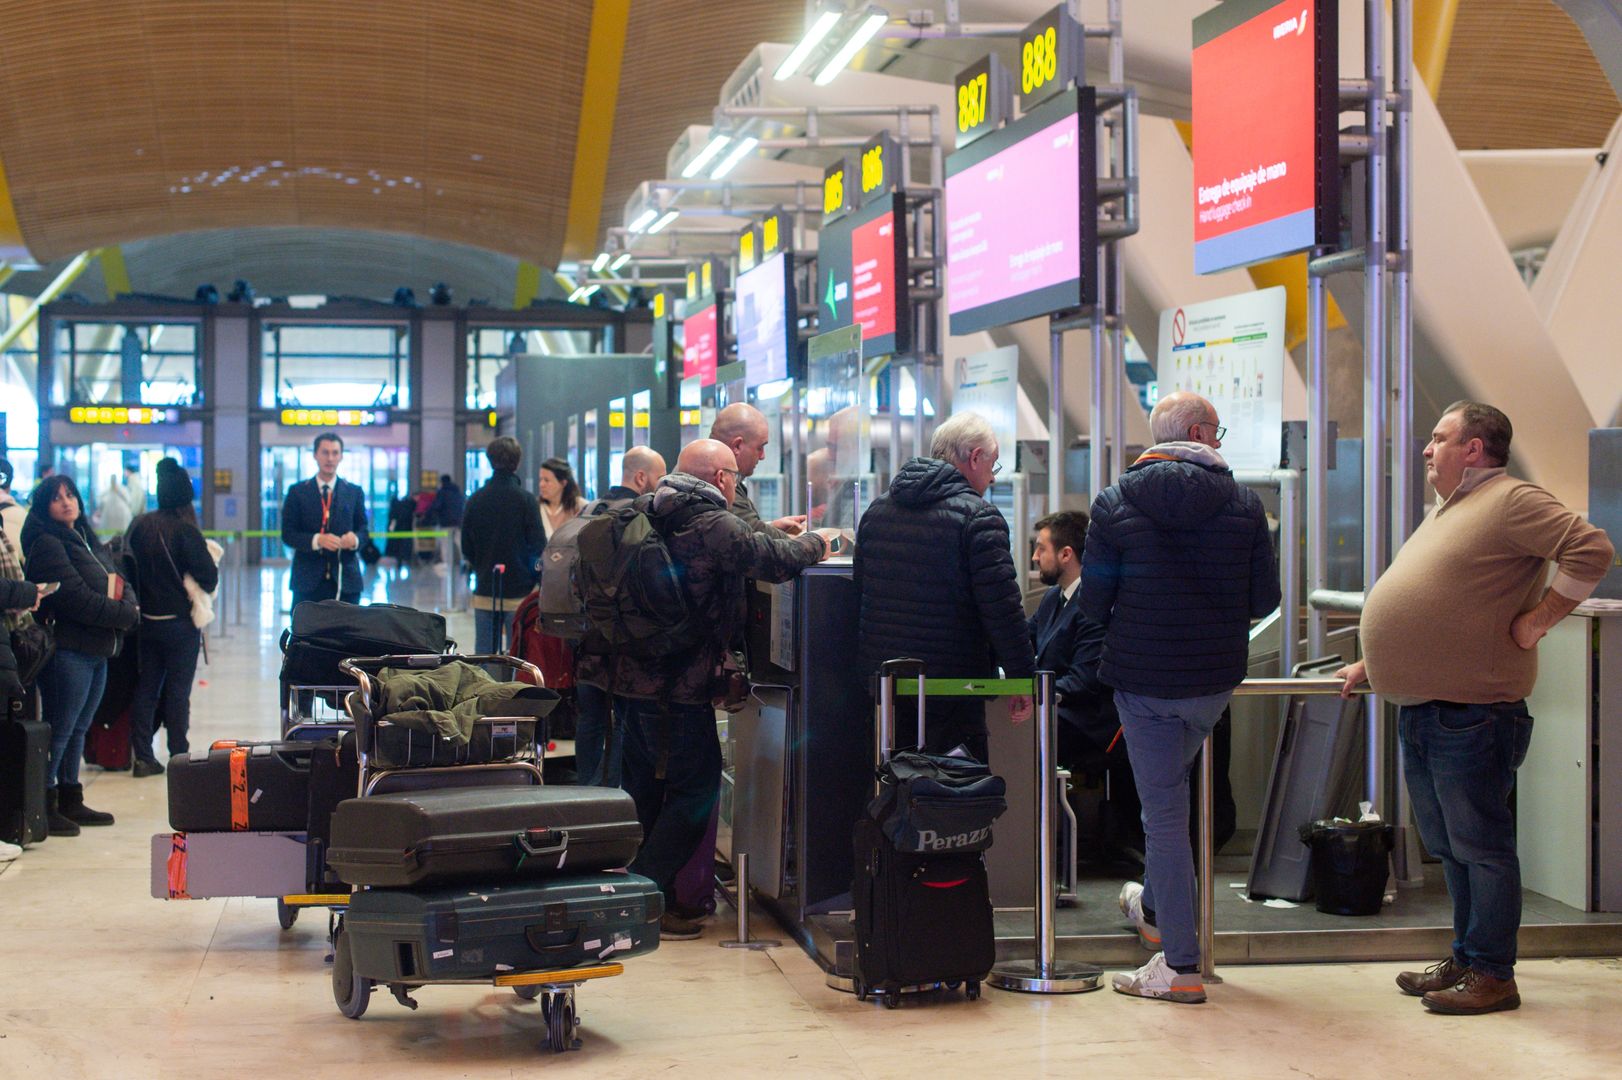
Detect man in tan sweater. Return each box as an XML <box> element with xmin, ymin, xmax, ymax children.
<box><xmin>1339</xmin><ymin>401</ymin><xmax>1614</xmax><ymax>1016</ymax></box>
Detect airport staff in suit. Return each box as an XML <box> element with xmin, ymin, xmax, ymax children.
<box><xmin>281</xmin><ymin>431</ymin><xmax>369</xmax><ymax>611</ymax></box>
<box><xmin>1028</xmin><ymin>510</ymin><xmax>1117</xmax><ymax>768</ymax></box>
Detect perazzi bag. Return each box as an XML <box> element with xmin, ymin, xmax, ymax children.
<box><xmin>866</xmin><ymin>750</ymin><xmax>1007</xmax><ymax>855</ymax></box>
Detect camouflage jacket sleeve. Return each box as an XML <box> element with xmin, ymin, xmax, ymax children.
<box><xmin>702</xmin><ymin>508</ymin><xmax>821</xmax><ymax>584</ymax></box>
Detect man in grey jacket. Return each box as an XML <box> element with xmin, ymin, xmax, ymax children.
<box><xmin>709</xmin><ymin>403</ymin><xmax>806</xmax><ymax>538</ymax></box>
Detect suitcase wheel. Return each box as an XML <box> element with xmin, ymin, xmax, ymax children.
<box><xmin>331</xmin><ymin>925</ymin><xmax>373</xmax><ymax>1020</ymax></box>
<box><xmin>882</xmin><ymin>990</ymin><xmax>901</xmax><ymax>1010</ymax></box>
<box><xmin>544</xmin><ymin>990</ymin><xmax>580</xmax><ymax>1053</ymax></box>
<box><xmin>513</xmin><ymin>984</ymin><xmax>543</xmax><ymax>1002</ymax></box>
<box><xmin>277</xmin><ymin>899</ymin><xmax>299</xmax><ymax>931</ymax></box>
<box><xmin>965</xmin><ymin>980</ymin><xmax>981</xmax><ymax>1002</ymax></box>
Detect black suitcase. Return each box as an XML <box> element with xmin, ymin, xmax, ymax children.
<box><xmin>852</xmin><ymin>816</ymin><xmax>995</xmax><ymax>1002</ymax></box>
<box><xmin>327</xmin><ymin>785</ymin><xmax>642</xmax><ymax>887</ymax></box>
<box><xmin>0</xmin><ymin>712</ymin><xmax>50</xmax><ymax>845</ymax></box>
<box><xmin>280</xmin><ymin>600</ymin><xmax>449</xmax><ymax>693</ymax></box>
<box><xmin>166</xmin><ymin>741</ymin><xmax>314</xmax><ymax>832</ymax></box>
<box><xmin>342</xmin><ymin>873</ymin><xmax>663</xmax><ymax>982</ymax></box>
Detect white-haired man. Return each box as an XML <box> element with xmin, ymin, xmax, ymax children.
<box><xmin>1081</xmin><ymin>390</ymin><xmax>1279</xmax><ymax>1004</ymax></box>
<box><xmin>854</xmin><ymin>411</ymin><xmax>1035</xmax><ymax>761</ymax></box>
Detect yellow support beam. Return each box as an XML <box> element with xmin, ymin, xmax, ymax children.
<box><xmin>98</xmin><ymin>245</ymin><xmax>131</xmax><ymax>301</ymax></box>
<box><xmin>0</xmin><ymin>249</ymin><xmax>96</xmax><ymax>355</ymax></box>
<box><xmin>0</xmin><ymin>155</ymin><xmax>24</xmax><ymax>254</ymax></box>
<box><xmin>0</xmin><ymin>262</ymin><xmax>15</xmax><ymax>291</ymax></box>
<box><xmin>1413</xmin><ymin>0</ymin><xmax>1461</xmax><ymax>97</ymax></box>
<box><xmin>561</xmin><ymin>0</ymin><xmax>632</xmax><ymax>263</ymax></box>
<box><xmin>514</xmin><ymin>260</ymin><xmax>543</xmax><ymax>309</ymax></box>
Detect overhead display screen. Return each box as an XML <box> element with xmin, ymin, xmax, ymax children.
<box><xmin>946</xmin><ymin>87</ymin><xmax>1097</xmax><ymax>336</ymax></box>
<box><xmin>681</xmin><ymin>302</ymin><xmax>718</xmax><ymax>388</ymax></box>
<box><xmin>816</xmin><ymin>192</ymin><xmax>909</xmax><ymax>359</ymax></box>
<box><xmin>736</xmin><ymin>251</ymin><xmax>795</xmax><ymax>388</ymax></box>
<box><xmin>1191</xmin><ymin>0</ymin><xmax>1336</xmax><ymax>274</ymax></box>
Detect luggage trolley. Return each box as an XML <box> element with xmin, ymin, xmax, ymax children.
<box><xmin>325</xmin><ymin>653</ymin><xmax>626</xmax><ymax>1053</ymax></box>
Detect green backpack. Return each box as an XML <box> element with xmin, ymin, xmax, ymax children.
<box><xmin>573</xmin><ymin>497</ymin><xmax>706</xmax><ymax>658</ymax></box>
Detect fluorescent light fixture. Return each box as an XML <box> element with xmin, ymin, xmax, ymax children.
<box><xmin>710</xmin><ymin>136</ymin><xmax>760</xmax><ymax>179</ymax></box>
<box><xmin>628</xmin><ymin>207</ymin><xmax>659</xmax><ymax>232</ymax></box>
<box><xmin>647</xmin><ymin>210</ymin><xmax>680</xmax><ymax>235</ymax></box>
<box><xmin>680</xmin><ymin>134</ymin><xmax>732</xmax><ymax>178</ymax></box>
<box><xmin>591</xmin><ymin>252</ymin><xmax>610</xmax><ymax>273</ymax></box>
<box><xmin>814</xmin><ymin>9</ymin><xmax>888</xmax><ymax>86</ymax></box>
<box><xmin>580</xmin><ymin>285</ymin><xmax>600</xmax><ymax>300</ymax></box>
<box><xmin>774</xmin><ymin>8</ymin><xmax>843</xmax><ymax>81</ymax></box>
<box><xmin>610</xmin><ymin>252</ymin><xmax>632</xmax><ymax>271</ymax></box>
<box><xmin>568</xmin><ymin>287</ymin><xmax>585</xmax><ymax>302</ymax></box>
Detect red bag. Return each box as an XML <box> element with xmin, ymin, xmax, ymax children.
<box><xmin>84</xmin><ymin>708</ymin><xmax>132</xmax><ymax>770</ymax></box>
<box><xmin>508</xmin><ymin>591</ymin><xmax>575</xmax><ymax>690</ymax></box>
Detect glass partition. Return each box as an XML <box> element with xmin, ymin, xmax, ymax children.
<box><xmin>805</xmin><ymin>325</ymin><xmax>871</xmax><ymax>536</ymax></box>
<box><xmin>607</xmin><ymin>397</ymin><xmax>627</xmax><ymax>491</ymax></box>
<box><xmin>52</xmin><ymin>321</ymin><xmax>200</xmax><ymax>407</ymax></box>
<box><xmin>631</xmin><ymin>389</ymin><xmax>651</xmax><ymax>448</ymax></box>
<box><xmin>582</xmin><ymin>408</ymin><xmax>599</xmax><ymax>500</ymax></box>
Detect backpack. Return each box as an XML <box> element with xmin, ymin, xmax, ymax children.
<box><xmin>571</xmin><ymin>497</ymin><xmax>706</xmax><ymax>658</ymax></box>
<box><xmin>535</xmin><ymin>495</ymin><xmax>632</xmax><ymax>640</ymax></box>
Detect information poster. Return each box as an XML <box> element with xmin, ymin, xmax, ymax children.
<box><xmin>681</xmin><ymin>304</ymin><xmax>718</xmax><ymax>387</ymax></box>
<box><xmin>1191</xmin><ymin>0</ymin><xmax>1333</xmax><ymax>274</ymax></box>
<box><xmin>1156</xmin><ymin>287</ymin><xmax>1286</xmax><ymax>471</ymax></box>
<box><xmin>951</xmin><ymin>346</ymin><xmax>1019</xmax><ymax>460</ymax></box>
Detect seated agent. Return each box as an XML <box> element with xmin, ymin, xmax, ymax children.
<box><xmin>854</xmin><ymin>412</ymin><xmax>1035</xmax><ymax>762</ymax></box>
<box><xmin>573</xmin><ymin>445</ymin><xmax>666</xmax><ymax>788</ymax></box>
<box><xmin>575</xmin><ymin>439</ymin><xmax>830</xmax><ymax>940</ymax></box>
<box><xmin>1339</xmin><ymin>401</ymin><xmax>1614</xmax><ymax>1016</ymax></box>
<box><xmin>281</xmin><ymin>431</ymin><xmax>369</xmax><ymax>611</ymax></box>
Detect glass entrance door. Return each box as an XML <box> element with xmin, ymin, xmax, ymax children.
<box><xmin>53</xmin><ymin>442</ymin><xmax>203</xmax><ymax>534</ymax></box>
<box><xmin>258</xmin><ymin>444</ymin><xmax>409</xmax><ymax>559</ymax></box>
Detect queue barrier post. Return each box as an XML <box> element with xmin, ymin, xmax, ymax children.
<box><xmin>718</xmin><ymin>853</ymin><xmax>782</xmax><ymax>951</ymax></box>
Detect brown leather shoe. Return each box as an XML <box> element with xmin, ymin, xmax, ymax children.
<box><xmin>1396</xmin><ymin>956</ymin><xmax>1468</xmax><ymax>997</ymax></box>
<box><xmin>1422</xmin><ymin>969</ymin><xmax>1520</xmax><ymax>1015</ymax></box>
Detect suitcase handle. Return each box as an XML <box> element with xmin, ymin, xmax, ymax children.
<box><xmin>515</xmin><ymin>827</ymin><xmax>569</xmax><ymax>858</ymax></box>
<box><xmin>523</xmin><ymin>925</ymin><xmax>580</xmax><ymax>954</ymax></box>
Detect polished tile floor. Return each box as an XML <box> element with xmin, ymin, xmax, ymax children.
<box><xmin>2</xmin><ymin>564</ymin><xmax>1619</xmax><ymax>1078</ymax></box>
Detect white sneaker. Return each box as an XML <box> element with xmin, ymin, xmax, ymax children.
<box><xmin>1117</xmin><ymin>881</ymin><xmax>1162</xmax><ymax>950</ymax></box>
<box><xmin>0</xmin><ymin>839</ymin><xmax>22</xmax><ymax>862</ymax></box>
<box><xmin>1111</xmin><ymin>952</ymin><xmax>1207</xmax><ymax>1004</ymax></box>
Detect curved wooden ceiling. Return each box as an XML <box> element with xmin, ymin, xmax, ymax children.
<box><xmin>1436</xmin><ymin>0</ymin><xmax>1621</xmax><ymax>150</ymax></box>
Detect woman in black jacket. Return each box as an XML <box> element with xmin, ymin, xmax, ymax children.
<box><xmin>23</xmin><ymin>475</ymin><xmax>140</xmax><ymax>835</ymax></box>
<box><xmin>124</xmin><ymin>459</ymin><xmax>217</xmax><ymax>776</ymax></box>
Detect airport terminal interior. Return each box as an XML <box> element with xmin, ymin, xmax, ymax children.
<box><xmin>4</xmin><ymin>0</ymin><xmax>1622</xmax><ymax>1075</ymax></box>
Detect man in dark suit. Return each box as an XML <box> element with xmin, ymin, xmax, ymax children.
<box><xmin>1028</xmin><ymin>511</ymin><xmax>1118</xmax><ymax>772</ymax></box>
<box><xmin>281</xmin><ymin>432</ymin><xmax>369</xmax><ymax>611</ymax></box>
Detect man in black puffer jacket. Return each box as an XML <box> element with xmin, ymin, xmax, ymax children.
<box><xmin>855</xmin><ymin>412</ymin><xmax>1035</xmax><ymax>761</ymax></box>
<box><xmin>1083</xmin><ymin>391</ymin><xmax>1279</xmax><ymax>1006</ymax></box>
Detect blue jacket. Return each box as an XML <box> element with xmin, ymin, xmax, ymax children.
<box><xmin>855</xmin><ymin>457</ymin><xmax>1035</xmax><ymax>680</ymax></box>
<box><xmin>281</xmin><ymin>476</ymin><xmax>369</xmax><ymax>595</ymax></box>
<box><xmin>1028</xmin><ymin>584</ymin><xmax>1116</xmax><ymax>752</ymax></box>
<box><xmin>1081</xmin><ymin>446</ymin><xmax>1280</xmax><ymax>698</ymax></box>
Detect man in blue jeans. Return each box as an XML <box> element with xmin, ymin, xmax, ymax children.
<box><xmin>575</xmin><ymin>440</ymin><xmax>829</xmax><ymax>939</ymax></box>
<box><xmin>1339</xmin><ymin>401</ymin><xmax>1613</xmax><ymax>1014</ymax></box>
<box><xmin>1081</xmin><ymin>392</ymin><xmax>1279</xmax><ymax>1003</ymax></box>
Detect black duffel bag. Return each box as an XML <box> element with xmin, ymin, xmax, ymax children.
<box><xmin>866</xmin><ymin>750</ymin><xmax>1008</xmax><ymax>855</ymax></box>
<box><xmin>279</xmin><ymin>600</ymin><xmax>450</xmax><ymax>690</ymax></box>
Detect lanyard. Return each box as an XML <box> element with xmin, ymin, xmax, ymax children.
<box><xmin>319</xmin><ymin>480</ymin><xmax>334</xmax><ymax>532</ymax></box>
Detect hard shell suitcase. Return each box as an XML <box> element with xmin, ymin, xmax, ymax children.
<box><xmin>166</xmin><ymin>740</ymin><xmax>315</xmax><ymax>832</ymax></box>
<box><xmin>0</xmin><ymin>712</ymin><xmax>50</xmax><ymax>845</ymax></box>
<box><xmin>326</xmin><ymin>785</ymin><xmax>642</xmax><ymax>887</ymax></box>
<box><xmin>342</xmin><ymin>873</ymin><xmax>663</xmax><ymax>982</ymax></box>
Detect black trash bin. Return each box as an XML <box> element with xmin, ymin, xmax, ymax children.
<box><xmin>1298</xmin><ymin>819</ymin><xmax>1394</xmax><ymax>916</ymax></box>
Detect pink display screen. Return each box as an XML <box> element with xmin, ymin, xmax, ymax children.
<box><xmin>946</xmin><ymin>106</ymin><xmax>1086</xmax><ymax>334</ymax></box>
<box><xmin>682</xmin><ymin>304</ymin><xmax>718</xmax><ymax>387</ymax></box>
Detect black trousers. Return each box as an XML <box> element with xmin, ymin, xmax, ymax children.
<box><xmin>129</xmin><ymin>617</ymin><xmax>202</xmax><ymax>762</ymax></box>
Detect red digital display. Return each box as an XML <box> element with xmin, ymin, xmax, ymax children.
<box><xmin>1191</xmin><ymin>0</ymin><xmax>1333</xmax><ymax>274</ymax></box>
<box><xmin>682</xmin><ymin>304</ymin><xmax>718</xmax><ymax>387</ymax></box>
<box><xmin>850</xmin><ymin>211</ymin><xmax>898</xmax><ymax>342</ymax></box>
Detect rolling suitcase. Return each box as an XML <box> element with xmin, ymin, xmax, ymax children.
<box><xmin>342</xmin><ymin>873</ymin><xmax>663</xmax><ymax>981</ymax></box>
<box><xmin>851</xmin><ymin>660</ymin><xmax>997</xmax><ymax>1005</ymax></box>
<box><xmin>166</xmin><ymin>741</ymin><xmax>315</xmax><ymax>832</ymax></box>
<box><xmin>84</xmin><ymin>707</ymin><xmax>133</xmax><ymax>771</ymax></box>
<box><xmin>327</xmin><ymin>785</ymin><xmax>642</xmax><ymax>887</ymax></box>
<box><xmin>0</xmin><ymin>711</ymin><xmax>50</xmax><ymax>845</ymax></box>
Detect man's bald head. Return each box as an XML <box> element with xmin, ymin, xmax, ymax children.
<box><xmin>620</xmin><ymin>445</ymin><xmax>667</xmax><ymax>495</ymax></box>
<box><xmin>676</xmin><ymin>438</ymin><xmax>741</xmax><ymax>506</ymax></box>
<box><xmin>1149</xmin><ymin>391</ymin><xmax>1223</xmax><ymax>450</ymax></box>
<box><xmin>710</xmin><ymin>402</ymin><xmax>770</xmax><ymax>478</ymax></box>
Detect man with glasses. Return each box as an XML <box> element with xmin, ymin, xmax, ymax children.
<box><xmin>854</xmin><ymin>412</ymin><xmax>1036</xmax><ymax>763</ymax></box>
<box><xmin>575</xmin><ymin>439</ymin><xmax>831</xmax><ymax>940</ymax></box>
<box><xmin>1080</xmin><ymin>391</ymin><xmax>1279</xmax><ymax>1005</ymax></box>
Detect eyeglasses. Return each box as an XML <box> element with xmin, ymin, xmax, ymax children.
<box><xmin>718</xmin><ymin>467</ymin><xmax>741</xmax><ymax>481</ymax></box>
<box><xmin>991</xmin><ymin>461</ymin><xmax>1004</xmax><ymax>476</ymax></box>
<box><xmin>1192</xmin><ymin>422</ymin><xmax>1227</xmax><ymax>441</ymax></box>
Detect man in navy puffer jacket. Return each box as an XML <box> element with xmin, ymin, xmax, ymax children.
<box><xmin>1082</xmin><ymin>391</ymin><xmax>1279</xmax><ymax>1005</ymax></box>
<box><xmin>855</xmin><ymin>412</ymin><xmax>1035</xmax><ymax>762</ymax></box>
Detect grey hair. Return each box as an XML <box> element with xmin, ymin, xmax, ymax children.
<box><xmin>1148</xmin><ymin>393</ymin><xmax>1213</xmax><ymax>444</ymax></box>
<box><xmin>930</xmin><ymin>412</ymin><xmax>998</xmax><ymax>465</ymax></box>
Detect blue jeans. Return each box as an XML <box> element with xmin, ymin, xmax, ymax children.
<box><xmin>617</xmin><ymin>698</ymin><xmax>721</xmax><ymax>902</ymax></box>
<box><xmin>1114</xmin><ymin>689</ymin><xmax>1233</xmax><ymax>970</ymax></box>
<box><xmin>130</xmin><ymin>617</ymin><xmax>202</xmax><ymax>763</ymax></box>
<box><xmin>1400</xmin><ymin>700</ymin><xmax>1533</xmax><ymax>981</ymax></box>
<box><xmin>40</xmin><ymin>647</ymin><xmax>110</xmax><ymax>789</ymax></box>
<box><xmin>574</xmin><ymin>683</ymin><xmax>624</xmax><ymax>787</ymax></box>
